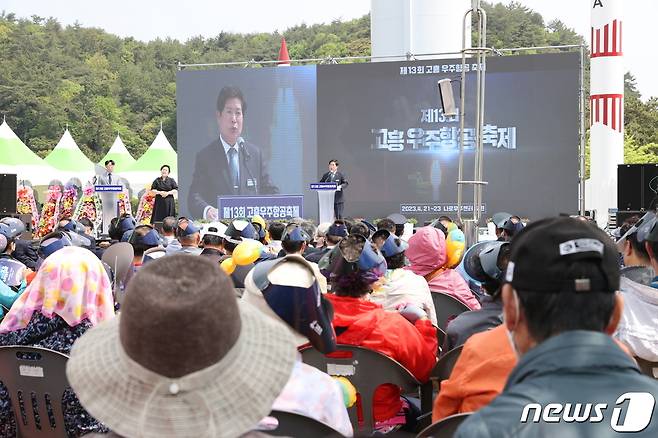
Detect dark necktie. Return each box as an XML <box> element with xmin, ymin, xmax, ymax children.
<box><xmin>228</xmin><ymin>147</ymin><xmax>239</xmax><ymax>190</ymax></box>
<box><xmin>108</xmin><ymin>173</ymin><xmax>112</xmax><ymax>184</ymax></box>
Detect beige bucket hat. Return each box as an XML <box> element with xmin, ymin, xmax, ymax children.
<box><xmin>66</xmin><ymin>254</ymin><xmax>296</xmax><ymax>438</ymax></box>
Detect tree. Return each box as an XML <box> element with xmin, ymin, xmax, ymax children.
<box><xmin>0</xmin><ymin>2</ymin><xmax>655</xmax><ymax>166</ymax></box>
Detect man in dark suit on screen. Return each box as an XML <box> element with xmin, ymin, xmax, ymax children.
<box><xmin>319</xmin><ymin>159</ymin><xmax>348</xmax><ymax>220</ymax></box>
<box><xmin>188</xmin><ymin>85</ymin><xmax>278</xmax><ymax>219</ymax></box>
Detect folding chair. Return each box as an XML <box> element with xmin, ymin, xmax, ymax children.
<box><xmin>416</xmin><ymin>412</ymin><xmax>471</xmax><ymax>438</ymax></box>
<box><xmin>435</xmin><ymin>325</ymin><xmax>447</xmax><ymax>353</ymax></box>
<box><xmin>419</xmin><ymin>345</ymin><xmax>464</xmax><ymax>429</ymax></box>
<box><xmin>264</xmin><ymin>409</ymin><xmax>345</xmax><ymax>437</ymax></box>
<box><xmin>635</xmin><ymin>357</ymin><xmax>658</xmax><ymax>379</ymax></box>
<box><xmin>432</xmin><ymin>345</ymin><xmax>464</xmax><ymax>387</ymax></box>
<box><xmin>0</xmin><ymin>346</ymin><xmax>70</xmax><ymax>438</ymax></box>
<box><xmin>101</xmin><ymin>242</ymin><xmax>134</xmax><ymax>302</ymax></box>
<box><xmin>301</xmin><ymin>344</ymin><xmax>422</xmax><ymax>434</ymax></box>
<box><xmin>430</xmin><ymin>292</ymin><xmax>471</xmax><ymax>331</ymax></box>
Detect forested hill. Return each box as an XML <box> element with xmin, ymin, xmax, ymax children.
<box><xmin>0</xmin><ymin>2</ymin><xmax>656</xmax><ymax>164</ymax></box>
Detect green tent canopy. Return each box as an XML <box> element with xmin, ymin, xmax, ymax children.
<box><xmin>124</xmin><ymin>128</ymin><xmax>177</xmax><ymax>189</ymax></box>
<box><xmin>0</xmin><ymin>119</ymin><xmax>56</xmax><ymax>185</ymax></box>
<box><xmin>44</xmin><ymin>129</ymin><xmax>95</xmax><ymax>175</ymax></box>
<box><xmin>99</xmin><ymin>134</ymin><xmax>135</xmax><ymax>173</ymax></box>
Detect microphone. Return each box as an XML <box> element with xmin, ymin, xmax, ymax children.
<box><xmin>238</xmin><ymin>137</ymin><xmax>257</xmax><ymax>192</ymax></box>
<box><xmin>238</xmin><ymin>137</ymin><xmax>250</xmax><ymax>160</ymax></box>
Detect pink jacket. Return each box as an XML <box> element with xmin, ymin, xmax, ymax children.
<box><xmin>404</xmin><ymin>227</ymin><xmax>480</xmax><ymax>310</ymax></box>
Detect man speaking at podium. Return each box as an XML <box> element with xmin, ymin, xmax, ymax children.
<box><xmin>320</xmin><ymin>159</ymin><xmax>348</xmax><ymax>220</ymax></box>
<box><xmin>188</xmin><ymin>85</ymin><xmax>278</xmax><ymax>219</ymax></box>
<box><xmin>94</xmin><ymin>159</ymin><xmax>125</xmax><ymax>234</ymax></box>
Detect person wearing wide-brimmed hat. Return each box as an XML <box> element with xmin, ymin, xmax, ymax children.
<box><xmin>66</xmin><ymin>254</ymin><xmax>297</xmax><ymax>438</ymax></box>
<box><xmin>242</xmin><ymin>254</ymin><xmax>352</xmax><ymax>436</ymax></box>
<box><xmin>0</xmin><ymin>246</ymin><xmax>114</xmax><ymax>437</ymax></box>
<box><xmin>324</xmin><ymin>234</ymin><xmax>437</xmax><ymax>433</ymax></box>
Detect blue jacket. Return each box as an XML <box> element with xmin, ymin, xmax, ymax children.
<box><xmin>0</xmin><ymin>279</ymin><xmax>25</xmax><ymax>318</ymax></box>
<box><xmin>456</xmin><ymin>330</ymin><xmax>658</xmax><ymax>437</ymax></box>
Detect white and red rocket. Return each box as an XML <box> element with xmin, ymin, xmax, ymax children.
<box><xmin>588</xmin><ymin>0</ymin><xmax>624</xmax><ymax>226</ymax></box>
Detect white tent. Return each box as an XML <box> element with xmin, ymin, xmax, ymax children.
<box><xmin>123</xmin><ymin>128</ymin><xmax>178</xmax><ymax>190</ymax></box>
<box><xmin>99</xmin><ymin>134</ymin><xmax>135</xmax><ymax>173</ymax></box>
<box><xmin>44</xmin><ymin>128</ymin><xmax>95</xmax><ymax>183</ymax></box>
<box><xmin>0</xmin><ymin>119</ymin><xmax>56</xmax><ymax>185</ymax></box>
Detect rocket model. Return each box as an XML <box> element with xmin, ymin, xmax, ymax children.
<box><xmin>589</xmin><ymin>0</ymin><xmax>623</xmax><ymax>227</ymax></box>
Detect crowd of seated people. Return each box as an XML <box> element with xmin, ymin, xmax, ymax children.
<box><xmin>1</xmin><ymin>210</ymin><xmax>658</xmax><ymax>437</ymax></box>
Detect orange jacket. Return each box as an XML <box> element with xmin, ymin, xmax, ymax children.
<box><xmin>325</xmin><ymin>294</ymin><xmax>438</xmax><ymax>421</ymax></box>
<box><xmin>432</xmin><ymin>324</ymin><xmax>517</xmax><ymax>422</ymax></box>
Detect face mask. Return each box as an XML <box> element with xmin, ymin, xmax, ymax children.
<box><xmin>504</xmin><ymin>288</ymin><xmax>521</xmax><ymax>358</ymax></box>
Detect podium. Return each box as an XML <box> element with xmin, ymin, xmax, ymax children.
<box><xmin>310</xmin><ymin>183</ymin><xmax>337</xmax><ymax>224</ymax></box>
<box><xmin>95</xmin><ymin>185</ymin><xmax>123</xmax><ymax>234</ymax></box>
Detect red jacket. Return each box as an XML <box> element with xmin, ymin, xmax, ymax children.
<box><xmin>325</xmin><ymin>294</ymin><xmax>438</xmax><ymax>421</ymax></box>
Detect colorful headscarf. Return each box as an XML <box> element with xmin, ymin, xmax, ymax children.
<box><xmin>0</xmin><ymin>246</ymin><xmax>114</xmax><ymax>333</ymax></box>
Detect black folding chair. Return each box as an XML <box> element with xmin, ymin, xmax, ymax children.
<box><xmin>263</xmin><ymin>409</ymin><xmax>345</xmax><ymax>437</ymax></box>
<box><xmin>435</xmin><ymin>325</ymin><xmax>447</xmax><ymax>354</ymax></box>
<box><xmin>416</xmin><ymin>412</ymin><xmax>471</xmax><ymax>438</ymax></box>
<box><xmin>431</xmin><ymin>292</ymin><xmax>471</xmax><ymax>331</ymax></box>
<box><xmin>419</xmin><ymin>345</ymin><xmax>464</xmax><ymax>429</ymax></box>
<box><xmin>0</xmin><ymin>345</ymin><xmax>70</xmax><ymax>438</ymax></box>
<box><xmin>301</xmin><ymin>344</ymin><xmax>422</xmax><ymax>435</ymax></box>
<box><xmin>431</xmin><ymin>345</ymin><xmax>464</xmax><ymax>388</ymax></box>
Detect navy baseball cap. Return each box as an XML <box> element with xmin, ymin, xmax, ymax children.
<box><xmin>250</xmin><ymin>255</ymin><xmax>337</xmax><ymax>353</ymax></box>
<box><xmin>282</xmin><ymin>225</ymin><xmax>310</xmax><ymax>243</ymax></box>
<box><xmin>0</xmin><ymin>223</ymin><xmax>11</xmax><ymax>240</ymax></box>
<box><xmin>130</xmin><ymin>226</ymin><xmax>161</xmax><ymax>247</ymax></box>
<box><xmin>225</xmin><ymin>219</ymin><xmax>259</xmax><ymax>240</ymax></box>
<box><xmin>327</xmin><ymin>222</ymin><xmax>348</xmax><ymax>237</ymax></box>
<box><xmin>39</xmin><ymin>231</ymin><xmax>72</xmax><ymax>259</ymax></box>
<box><xmin>120</xmin><ymin>230</ymin><xmax>133</xmax><ymax>242</ymax></box>
<box><xmin>119</xmin><ymin>216</ymin><xmax>137</xmax><ymax>233</ymax></box>
<box><xmin>177</xmin><ymin>219</ymin><xmax>201</xmax><ymax>237</ymax></box>
<box><xmin>0</xmin><ymin>218</ymin><xmax>25</xmax><ymax>239</ymax></box>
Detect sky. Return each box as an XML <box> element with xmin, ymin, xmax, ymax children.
<box><xmin>1</xmin><ymin>0</ymin><xmax>656</xmax><ymax>99</ymax></box>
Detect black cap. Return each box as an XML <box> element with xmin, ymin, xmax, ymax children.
<box><xmin>505</xmin><ymin>217</ymin><xmax>619</xmax><ymax>294</ymax></box>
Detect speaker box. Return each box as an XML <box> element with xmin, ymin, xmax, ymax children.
<box><xmin>0</xmin><ymin>174</ymin><xmax>17</xmax><ymax>214</ymax></box>
<box><xmin>618</xmin><ymin>165</ymin><xmax>643</xmax><ymax>211</ymax></box>
<box><xmin>642</xmin><ymin>163</ymin><xmax>658</xmax><ymax>210</ymax></box>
